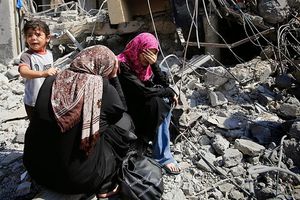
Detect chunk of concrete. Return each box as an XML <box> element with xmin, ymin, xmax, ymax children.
<box><xmin>209</xmin><ymin>91</ymin><xmax>228</xmax><ymax>107</ymax></box>
<box><xmin>222</xmin><ymin>148</ymin><xmax>243</xmax><ymax>167</ymax></box>
<box><xmin>234</xmin><ymin>139</ymin><xmax>265</xmax><ymax>156</ymax></box>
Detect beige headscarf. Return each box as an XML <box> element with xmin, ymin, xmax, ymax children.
<box><xmin>51</xmin><ymin>45</ymin><xmax>116</xmax><ymax>155</ymax></box>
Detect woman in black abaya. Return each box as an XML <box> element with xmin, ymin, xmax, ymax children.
<box><xmin>23</xmin><ymin>45</ymin><xmax>134</xmax><ymax>198</ymax></box>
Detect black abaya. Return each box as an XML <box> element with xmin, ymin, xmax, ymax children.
<box><xmin>23</xmin><ymin>76</ymin><xmax>130</xmax><ymax>194</ymax></box>
<box><xmin>118</xmin><ymin>62</ymin><xmax>175</xmax><ymax>142</ymax></box>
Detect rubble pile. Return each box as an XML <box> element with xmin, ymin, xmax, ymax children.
<box><xmin>160</xmin><ymin>54</ymin><xmax>300</xmax><ymax>199</ymax></box>
<box><xmin>0</xmin><ymin>41</ymin><xmax>300</xmax><ymax>199</ymax></box>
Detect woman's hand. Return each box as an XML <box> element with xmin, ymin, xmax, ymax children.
<box><xmin>172</xmin><ymin>95</ymin><xmax>178</xmax><ymax>107</ymax></box>
<box><xmin>142</xmin><ymin>49</ymin><xmax>157</xmax><ymax>65</ymax></box>
<box><xmin>108</xmin><ymin>58</ymin><xmax>119</xmax><ymax>78</ymax></box>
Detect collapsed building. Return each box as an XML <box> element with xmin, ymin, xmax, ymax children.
<box><xmin>0</xmin><ymin>0</ymin><xmax>300</xmax><ymax>199</ymax></box>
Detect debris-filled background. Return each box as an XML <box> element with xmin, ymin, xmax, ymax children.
<box><xmin>0</xmin><ymin>0</ymin><xmax>300</xmax><ymax>199</ymax></box>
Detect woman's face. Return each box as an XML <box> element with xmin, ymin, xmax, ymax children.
<box><xmin>139</xmin><ymin>48</ymin><xmax>158</xmax><ymax>67</ymax></box>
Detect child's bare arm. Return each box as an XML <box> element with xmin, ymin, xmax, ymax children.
<box><xmin>19</xmin><ymin>65</ymin><xmax>58</xmax><ymax>79</ymax></box>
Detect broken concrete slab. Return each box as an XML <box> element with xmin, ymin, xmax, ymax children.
<box><xmin>206</xmin><ymin>115</ymin><xmax>242</xmax><ymax>130</ymax></box>
<box><xmin>234</xmin><ymin>139</ymin><xmax>265</xmax><ymax>156</ymax></box>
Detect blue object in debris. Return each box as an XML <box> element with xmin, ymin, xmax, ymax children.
<box><xmin>17</xmin><ymin>0</ymin><xmax>23</xmax><ymax>9</ymax></box>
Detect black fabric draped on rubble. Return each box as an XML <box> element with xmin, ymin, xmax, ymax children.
<box><xmin>23</xmin><ymin>76</ymin><xmax>131</xmax><ymax>195</ymax></box>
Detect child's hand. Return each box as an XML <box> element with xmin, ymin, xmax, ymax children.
<box><xmin>142</xmin><ymin>49</ymin><xmax>157</xmax><ymax>65</ymax></box>
<box><xmin>44</xmin><ymin>67</ymin><xmax>59</xmax><ymax>77</ymax></box>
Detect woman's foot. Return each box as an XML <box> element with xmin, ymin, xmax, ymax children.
<box><xmin>96</xmin><ymin>185</ymin><xmax>119</xmax><ymax>198</ymax></box>
<box><xmin>163</xmin><ymin>163</ymin><xmax>181</xmax><ymax>175</ymax></box>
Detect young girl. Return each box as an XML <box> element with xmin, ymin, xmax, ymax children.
<box><xmin>19</xmin><ymin>20</ymin><xmax>58</xmax><ymax>121</ymax></box>
<box><xmin>117</xmin><ymin>33</ymin><xmax>181</xmax><ymax>175</ymax></box>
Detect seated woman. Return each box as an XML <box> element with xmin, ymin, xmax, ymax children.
<box><xmin>23</xmin><ymin>45</ymin><xmax>134</xmax><ymax>198</ymax></box>
<box><xmin>117</xmin><ymin>33</ymin><xmax>181</xmax><ymax>175</ymax></box>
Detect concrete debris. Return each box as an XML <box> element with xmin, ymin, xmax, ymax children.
<box><xmin>234</xmin><ymin>139</ymin><xmax>266</xmax><ymax>156</ymax></box>
<box><xmin>258</xmin><ymin>0</ymin><xmax>290</xmax><ymax>24</ymax></box>
<box><xmin>222</xmin><ymin>148</ymin><xmax>243</xmax><ymax>167</ymax></box>
<box><xmin>209</xmin><ymin>91</ymin><xmax>228</xmax><ymax>107</ymax></box>
<box><xmin>289</xmin><ymin>121</ymin><xmax>300</xmax><ymax>140</ymax></box>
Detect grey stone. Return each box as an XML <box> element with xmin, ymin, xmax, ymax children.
<box><xmin>256</xmin><ymin>187</ymin><xmax>276</xmax><ymax>199</ymax></box>
<box><xmin>204</xmin><ymin>66</ymin><xmax>229</xmax><ymax>86</ymax></box>
<box><xmin>14</xmin><ymin>133</ymin><xmax>25</xmax><ymax>144</ymax></box>
<box><xmin>283</xmin><ymin>139</ymin><xmax>300</xmax><ymax>166</ymax></box>
<box><xmin>230</xmin><ymin>165</ymin><xmax>246</xmax><ymax>177</ymax></box>
<box><xmin>247</xmin><ymin>156</ymin><xmax>260</xmax><ymax>165</ymax></box>
<box><xmin>198</xmin><ymin>135</ymin><xmax>211</xmax><ymax>145</ymax></box>
<box><xmin>196</xmin><ymin>159</ymin><xmax>213</xmax><ymax>172</ymax></box>
<box><xmin>289</xmin><ymin>121</ymin><xmax>300</xmax><ymax>140</ymax></box>
<box><xmin>222</xmin><ymin>148</ymin><xmax>243</xmax><ymax>167</ymax></box>
<box><xmin>209</xmin><ymin>91</ymin><xmax>228</xmax><ymax>107</ymax></box>
<box><xmin>218</xmin><ymin>183</ymin><xmax>235</xmax><ymax>193</ymax></box>
<box><xmin>212</xmin><ymin>134</ymin><xmax>230</xmax><ymax>155</ymax></box>
<box><xmin>279</xmin><ymin>97</ymin><xmax>300</xmax><ymax>118</ymax></box>
<box><xmin>12</xmin><ymin>84</ymin><xmax>24</xmax><ymax>95</ymax></box>
<box><xmin>5</xmin><ymin>69</ymin><xmax>19</xmax><ymax>80</ymax></box>
<box><xmin>292</xmin><ymin>188</ymin><xmax>300</xmax><ymax>200</ymax></box>
<box><xmin>182</xmin><ymin>182</ymin><xmax>194</xmax><ymax>196</ymax></box>
<box><xmin>207</xmin><ymin>116</ymin><xmax>242</xmax><ymax>130</ymax></box>
<box><xmin>0</xmin><ymin>73</ymin><xmax>9</xmax><ymax>84</ymax></box>
<box><xmin>258</xmin><ymin>0</ymin><xmax>290</xmax><ymax>24</ymax></box>
<box><xmin>210</xmin><ymin>189</ymin><xmax>223</xmax><ymax>200</ymax></box>
<box><xmin>163</xmin><ymin>189</ymin><xmax>186</xmax><ymax>200</ymax></box>
<box><xmin>0</xmin><ymin>63</ymin><xmax>7</xmax><ymax>73</ymax></box>
<box><xmin>234</xmin><ymin>139</ymin><xmax>265</xmax><ymax>156</ymax></box>
<box><xmin>228</xmin><ymin>190</ymin><xmax>244</xmax><ymax>200</ymax></box>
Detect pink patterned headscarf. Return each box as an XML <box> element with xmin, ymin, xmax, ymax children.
<box><xmin>117</xmin><ymin>32</ymin><xmax>159</xmax><ymax>81</ymax></box>
<box><xmin>51</xmin><ymin>45</ymin><xmax>116</xmax><ymax>155</ymax></box>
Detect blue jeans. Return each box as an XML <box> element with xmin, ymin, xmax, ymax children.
<box><xmin>152</xmin><ymin>111</ymin><xmax>176</xmax><ymax>166</ymax></box>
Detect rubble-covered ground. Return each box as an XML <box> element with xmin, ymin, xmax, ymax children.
<box><xmin>1</xmin><ymin>0</ymin><xmax>300</xmax><ymax>199</ymax></box>
<box><xmin>1</xmin><ymin>33</ymin><xmax>300</xmax><ymax>200</ymax></box>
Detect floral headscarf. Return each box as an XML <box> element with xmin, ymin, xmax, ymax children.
<box><xmin>117</xmin><ymin>32</ymin><xmax>159</xmax><ymax>81</ymax></box>
<box><xmin>51</xmin><ymin>45</ymin><xmax>116</xmax><ymax>155</ymax></box>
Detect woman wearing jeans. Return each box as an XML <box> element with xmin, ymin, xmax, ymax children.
<box><xmin>117</xmin><ymin>33</ymin><xmax>181</xmax><ymax>175</ymax></box>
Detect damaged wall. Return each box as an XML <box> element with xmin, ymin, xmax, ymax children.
<box><xmin>0</xmin><ymin>1</ymin><xmax>20</xmax><ymax>65</ymax></box>
<box><xmin>107</xmin><ymin>0</ymin><xmax>170</xmax><ymax>24</ymax></box>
